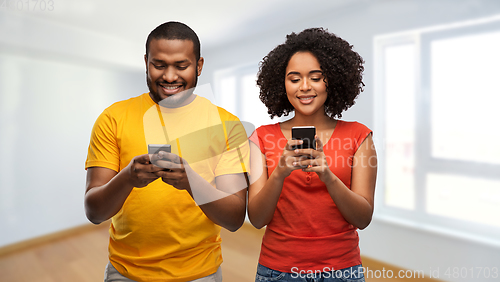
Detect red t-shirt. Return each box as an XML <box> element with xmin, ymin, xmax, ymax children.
<box><xmin>250</xmin><ymin>120</ymin><xmax>372</xmax><ymax>273</ymax></box>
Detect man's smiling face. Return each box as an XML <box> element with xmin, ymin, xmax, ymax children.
<box><xmin>145</xmin><ymin>38</ymin><xmax>204</xmax><ymax>107</ymax></box>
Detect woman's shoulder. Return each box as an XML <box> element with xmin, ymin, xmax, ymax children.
<box><xmin>249</xmin><ymin>123</ymin><xmax>281</xmax><ymax>145</ymax></box>
<box><xmin>255</xmin><ymin>122</ymin><xmax>281</xmax><ymax>133</ymax></box>
<box><xmin>338</xmin><ymin>120</ymin><xmax>371</xmax><ymax>132</ymax></box>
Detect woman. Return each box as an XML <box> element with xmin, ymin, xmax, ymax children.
<box><xmin>248</xmin><ymin>28</ymin><xmax>377</xmax><ymax>281</ymax></box>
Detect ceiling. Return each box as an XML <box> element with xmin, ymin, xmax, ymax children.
<box><xmin>21</xmin><ymin>0</ymin><xmax>360</xmax><ymax>50</ymax></box>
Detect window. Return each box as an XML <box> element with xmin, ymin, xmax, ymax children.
<box><xmin>375</xmin><ymin>18</ymin><xmax>500</xmax><ymax>242</ymax></box>
<box><xmin>214</xmin><ymin>64</ymin><xmax>287</xmax><ymax>133</ymax></box>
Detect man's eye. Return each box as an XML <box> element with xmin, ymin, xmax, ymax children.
<box><xmin>177</xmin><ymin>66</ymin><xmax>188</xmax><ymax>70</ymax></box>
<box><xmin>154</xmin><ymin>64</ymin><xmax>165</xmax><ymax>69</ymax></box>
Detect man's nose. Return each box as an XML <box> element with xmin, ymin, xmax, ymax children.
<box><xmin>163</xmin><ymin>67</ymin><xmax>178</xmax><ymax>82</ymax></box>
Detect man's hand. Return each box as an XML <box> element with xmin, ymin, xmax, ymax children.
<box><xmin>85</xmin><ymin>154</ymin><xmax>165</xmax><ymax>224</ymax></box>
<box><xmin>150</xmin><ymin>150</ymin><xmax>247</xmax><ymax>231</ymax></box>
<box><xmin>125</xmin><ymin>154</ymin><xmax>164</xmax><ymax>188</ymax></box>
<box><xmin>151</xmin><ymin>151</ymin><xmax>192</xmax><ymax>191</ymax></box>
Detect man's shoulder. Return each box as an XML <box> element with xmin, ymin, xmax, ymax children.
<box><xmin>194</xmin><ymin>96</ymin><xmax>239</xmax><ymax>122</ymax></box>
<box><xmin>216</xmin><ymin>106</ymin><xmax>239</xmax><ymax>122</ymax></box>
<box><xmin>105</xmin><ymin>93</ymin><xmax>150</xmax><ymax>115</ymax></box>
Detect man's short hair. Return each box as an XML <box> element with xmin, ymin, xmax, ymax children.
<box><xmin>145</xmin><ymin>21</ymin><xmax>201</xmax><ymax>61</ymax></box>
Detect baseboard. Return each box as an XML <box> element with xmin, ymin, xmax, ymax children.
<box><xmin>0</xmin><ymin>221</ymin><xmax>109</xmax><ymax>257</ymax></box>
<box><xmin>361</xmin><ymin>256</ymin><xmax>445</xmax><ymax>281</ymax></box>
<box><xmin>1</xmin><ymin>221</ymin><xmax>443</xmax><ymax>282</ymax></box>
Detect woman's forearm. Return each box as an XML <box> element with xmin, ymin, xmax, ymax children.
<box><xmin>248</xmin><ymin>169</ymin><xmax>287</xmax><ymax>229</ymax></box>
<box><xmin>323</xmin><ymin>172</ymin><xmax>374</xmax><ymax>229</ymax></box>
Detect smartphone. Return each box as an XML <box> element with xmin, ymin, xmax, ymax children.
<box><xmin>147</xmin><ymin>144</ymin><xmax>171</xmax><ymax>155</ymax></box>
<box><xmin>148</xmin><ymin>144</ymin><xmax>172</xmax><ymax>170</ymax></box>
<box><xmin>291</xmin><ymin>126</ymin><xmax>316</xmax><ymax>150</ymax></box>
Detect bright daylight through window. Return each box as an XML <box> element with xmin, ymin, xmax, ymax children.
<box><xmin>375</xmin><ymin>19</ymin><xmax>500</xmax><ymax>239</ymax></box>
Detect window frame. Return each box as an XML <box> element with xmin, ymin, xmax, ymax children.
<box><xmin>213</xmin><ymin>63</ymin><xmax>288</xmax><ymax>130</ymax></box>
<box><xmin>374</xmin><ymin>19</ymin><xmax>500</xmax><ymax>244</ymax></box>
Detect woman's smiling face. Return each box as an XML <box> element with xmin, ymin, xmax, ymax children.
<box><xmin>285</xmin><ymin>51</ymin><xmax>327</xmax><ymax>117</ymax></box>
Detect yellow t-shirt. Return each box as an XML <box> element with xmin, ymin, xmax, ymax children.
<box><xmin>85</xmin><ymin>93</ymin><xmax>248</xmax><ymax>281</ymax></box>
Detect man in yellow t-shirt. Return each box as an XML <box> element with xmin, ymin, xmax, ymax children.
<box><xmin>84</xmin><ymin>22</ymin><xmax>249</xmax><ymax>282</ymax></box>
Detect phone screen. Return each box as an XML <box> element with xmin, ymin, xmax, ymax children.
<box><xmin>147</xmin><ymin>144</ymin><xmax>171</xmax><ymax>155</ymax></box>
<box><xmin>291</xmin><ymin>126</ymin><xmax>316</xmax><ymax>150</ymax></box>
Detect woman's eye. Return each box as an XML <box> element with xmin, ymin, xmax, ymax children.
<box><xmin>311</xmin><ymin>77</ymin><xmax>322</xmax><ymax>82</ymax></box>
<box><xmin>290</xmin><ymin>79</ymin><xmax>300</xmax><ymax>83</ymax></box>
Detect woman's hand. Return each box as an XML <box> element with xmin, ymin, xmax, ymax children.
<box><xmin>275</xmin><ymin>139</ymin><xmax>309</xmax><ymax>178</ymax></box>
<box><xmin>299</xmin><ymin>136</ymin><xmax>336</xmax><ymax>185</ymax></box>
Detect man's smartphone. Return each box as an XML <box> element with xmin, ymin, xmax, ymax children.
<box><xmin>148</xmin><ymin>144</ymin><xmax>172</xmax><ymax>171</ymax></box>
<box><xmin>148</xmin><ymin>144</ymin><xmax>171</xmax><ymax>155</ymax></box>
<box><xmin>291</xmin><ymin>126</ymin><xmax>316</xmax><ymax>150</ymax></box>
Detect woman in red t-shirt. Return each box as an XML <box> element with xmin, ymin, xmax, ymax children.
<box><xmin>248</xmin><ymin>28</ymin><xmax>377</xmax><ymax>281</ymax></box>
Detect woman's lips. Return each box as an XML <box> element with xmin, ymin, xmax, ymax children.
<box><xmin>298</xmin><ymin>96</ymin><xmax>315</xmax><ymax>105</ymax></box>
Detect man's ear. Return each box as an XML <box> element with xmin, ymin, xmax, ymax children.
<box><xmin>197</xmin><ymin>57</ymin><xmax>204</xmax><ymax>76</ymax></box>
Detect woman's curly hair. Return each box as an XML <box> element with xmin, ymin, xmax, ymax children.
<box><xmin>257</xmin><ymin>28</ymin><xmax>364</xmax><ymax>119</ymax></box>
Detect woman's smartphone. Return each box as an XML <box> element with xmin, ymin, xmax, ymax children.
<box><xmin>291</xmin><ymin>126</ymin><xmax>316</xmax><ymax>150</ymax></box>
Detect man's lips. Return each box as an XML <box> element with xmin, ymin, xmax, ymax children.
<box><xmin>158</xmin><ymin>83</ymin><xmax>183</xmax><ymax>95</ymax></box>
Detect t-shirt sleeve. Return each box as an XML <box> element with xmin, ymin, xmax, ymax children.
<box><xmin>85</xmin><ymin>109</ymin><xmax>120</xmax><ymax>172</ymax></box>
<box><xmin>249</xmin><ymin>127</ymin><xmax>265</xmax><ymax>155</ymax></box>
<box><xmin>213</xmin><ymin>116</ymin><xmax>250</xmax><ymax>177</ymax></box>
<box><xmin>352</xmin><ymin>122</ymin><xmax>373</xmax><ymax>153</ymax></box>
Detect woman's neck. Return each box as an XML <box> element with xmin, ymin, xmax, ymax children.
<box><xmin>283</xmin><ymin>111</ymin><xmax>336</xmax><ymax>131</ymax></box>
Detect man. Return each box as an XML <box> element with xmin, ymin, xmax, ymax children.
<box><xmin>85</xmin><ymin>22</ymin><xmax>248</xmax><ymax>282</ymax></box>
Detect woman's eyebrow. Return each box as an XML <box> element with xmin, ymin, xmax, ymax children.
<box><xmin>286</xmin><ymin>70</ymin><xmax>323</xmax><ymax>76</ymax></box>
<box><xmin>309</xmin><ymin>70</ymin><xmax>323</xmax><ymax>74</ymax></box>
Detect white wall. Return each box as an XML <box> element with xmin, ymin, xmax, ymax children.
<box><xmin>2</xmin><ymin>1</ymin><xmax>500</xmax><ymax>281</ymax></box>
<box><xmin>0</xmin><ymin>11</ymin><xmax>147</xmax><ymax>247</ymax></box>
<box><xmin>203</xmin><ymin>1</ymin><xmax>500</xmax><ymax>281</ymax></box>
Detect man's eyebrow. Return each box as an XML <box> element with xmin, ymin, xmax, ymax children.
<box><xmin>150</xmin><ymin>59</ymin><xmax>190</xmax><ymax>64</ymax></box>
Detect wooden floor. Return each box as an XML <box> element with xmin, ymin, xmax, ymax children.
<box><xmin>0</xmin><ymin>222</ymin><xmax>442</xmax><ymax>282</ymax></box>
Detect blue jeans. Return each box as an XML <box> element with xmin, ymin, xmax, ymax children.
<box><xmin>255</xmin><ymin>264</ymin><xmax>365</xmax><ymax>282</ymax></box>
<box><xmin>104</xmin><ymin>262</ymin><xmax>222</xmax><ymax>282</ymax></box>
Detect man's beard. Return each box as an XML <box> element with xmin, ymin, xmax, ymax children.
<box><xmin>147</xmin><ymin>75</ymin><xmax>198</xmax><ymax>108</ymax></box>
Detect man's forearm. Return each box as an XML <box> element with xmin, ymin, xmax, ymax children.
<box><xmin>85</xmin><ymin>169</ymin><xmax>134</xmax><ymax>224</ymax></box>
<box><xmin>185</xmin><ymin>169</ymin><xmax>247</xmax><ymax>231</ymax></box>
